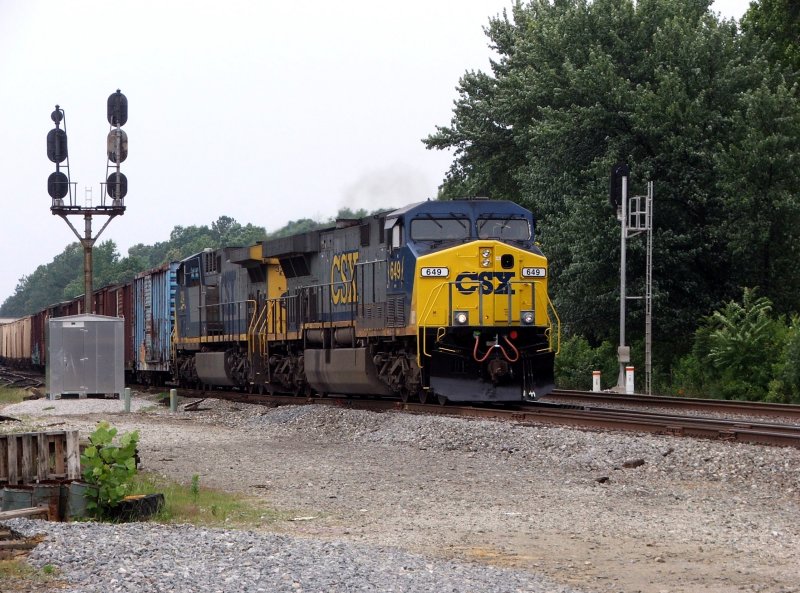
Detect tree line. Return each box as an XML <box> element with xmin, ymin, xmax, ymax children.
<box><xmin>0</xmin><ymin>209</ymin><xmax>371</xmax><ymax>318</ymax></box>
<box><xmin>424</xmin><ymin>0</ymin><xmax>799</xmax><ymax>400</ymax></box>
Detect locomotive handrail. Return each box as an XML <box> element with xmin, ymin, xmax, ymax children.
<box><xmin>418</xmin><ymin>280</ymin><xmax>450</xmax><ymax>364</ymax></box>
<box><xmin>420</xmin><ymin>279</ymin><xmax>539</xmax><ymax>327</ymax></box>
<box><xmin>247</xmin><ymin>299</ymin><xmax>266</xmax><ymax>357</ymax></box>
<box><xmin>417</xmin><ymin>278</ymin><xmax>556</xmax><ymax>367</ymax></box>
<box><xmin>197</xmin><ymin>299</ymin><xmax>256</xmax><ymax>340</ymax></box>
<box><xmin>293</xmin><ymin>281</ymin><xmax>358</xmax><ymax>336</ymax></box>
<box><xmin>545</xmin><ymin>292</ymin><xmax>561</xmax><ymax>354</ymax></box>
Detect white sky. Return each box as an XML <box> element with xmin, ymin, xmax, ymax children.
<box><xmin>0</xmin><ymin>0</ymin><xmax>751</xmax><ymax>303</ymax></box>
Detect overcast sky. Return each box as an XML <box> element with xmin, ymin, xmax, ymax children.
<box><xmin>0</xmin><ymin>0</ymin><xmax>751</xmax><ymax>303</ymax></box>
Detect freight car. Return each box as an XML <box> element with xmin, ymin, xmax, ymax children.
<box><xmin>0</xmin><ymin>264</ymin><xmax>177</xmax><ymax>388</ymax></box>
<box><xmin>173</xmin><ymin>198</ymin><xmax>560</xmax><ymax>403</ymax></box>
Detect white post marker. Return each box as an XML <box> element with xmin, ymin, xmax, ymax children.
<box><xmin>170</xmin><ymin>388</ymin><xmax>178</xmax><ymax>412</ymax></box>
<box><xmin>123</xmin><ymin>387</ymin><xmax>131</xmax><ymax>413</ymax></box>
<box><xmin>625</xmin><ymin>366</ymin><xmax>635</xmax><ymax>394</ymax></box>
<box><xmin>592</xmin><ymin>370</ymin><xmax>601</xmax><ymax>392</ymax></box>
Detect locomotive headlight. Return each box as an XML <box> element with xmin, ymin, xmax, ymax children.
<box><xmin>521</xmin><ymin>310</ymin><xmax>535</xmax><ymax>325</ymax></box>
<box><xmin>453</xmin><ymin>311</ymin><xmax>469</xmax><ymax>326</ymax></box>
<box><xmin>480</xmin><ymin>248</ymin><xmax>492</xmax><ymax>267</ymax></box>
<box><xmin>482</xmin><ymin>258</ymin><xmax>491</xmax><ymax>267</ymax></box>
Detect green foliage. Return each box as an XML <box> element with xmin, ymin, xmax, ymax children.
<box><xmin>672</xmin><ymin>288</ymin><xmax>798</xmax><ymax>401</ymax></box>
<box><xmin>130</xmin><ymin>472</ymin><xmax>287</xmax><ymax>527</ymax></box>
<box><xmin>555</xmin><ymin>335</ymin><xmax>617</xmax><ymax>390</ymax></box>
<box><xmin>191</xmin><ymin>474</ymin><xmax>200</xmax><ymax>504</ymax></box>
<box><xmin>425</xmin><ymin>0</ymin><xmax>800</xmax><ymax>367</ymax></box>
<box><xmin>81</xmin><ymin>421</ymin><xmax>140</xmax><ymax>518</ymax></box>
<box><xmin>768</xmin><ymin>315</ymin><xmax>800</xmax><ymax>403</ymax></box>
<box><xmin>0</xmin><ymin>207</ymin><xmax>390</xmax><ymax>317</ymax></box>
<box><xmin>742</xmin><ymin>0</ymin><xmax>800</xmax><ymax>75</ymax></box>
<box><xmin>706</xmin><ymin>288</ymin><xmax>778</xmax><ymax>374</ymax></box>
<box><xmin>0</xmin><ymin>386</ymin><xmax>28</xmax><ymax>406</ymax></box>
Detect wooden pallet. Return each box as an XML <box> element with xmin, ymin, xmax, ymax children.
<box><xmin>0</xmin><ymin>506</ymin><xmax>50</xmax><ymax>521</ymax></box>
<box><xmin>0</xmin><ymin>430</ymin><xmax>81</xmax><ymax>485</ymax></box>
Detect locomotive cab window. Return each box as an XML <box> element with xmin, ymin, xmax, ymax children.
<box><xmin>476</xmin><ymin>217</ymin><xmax>530</xmax><ymax>241</ymax></box>
<box><xmin>410</xmin><ymin>217</ymin><xmax>469</xmax><ymax>241</ymax></box>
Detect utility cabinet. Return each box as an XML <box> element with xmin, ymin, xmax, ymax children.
<box><xmin>47</xmin><ymin>314</ymin><xmax>124</xmax><ymax>399</ymax></box>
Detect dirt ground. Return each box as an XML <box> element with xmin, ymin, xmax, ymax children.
<box><xmin>2</xmin><ymin>400</ymin><xmax>799</xmax><ymax>593</ymax></box>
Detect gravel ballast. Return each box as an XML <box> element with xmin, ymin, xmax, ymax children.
<box><xmin>8</xmin><ymin>519</ymin><xmax>581</xmax><ymax>593</ymax></box>
<box><xmin>2</xmin><ymin>394</ymin><xmax>799</xmax><ymax>593</ymax></box>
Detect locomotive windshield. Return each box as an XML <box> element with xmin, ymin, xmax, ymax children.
<box><xmin>476</xmin><ymin>217</ymin><xmax>530</xmax><ymax>240</ymax></box>
<box><xmin>410</xmin><ymin>216</ymin><xmax>470</xmax><ymax>241</ymax></box>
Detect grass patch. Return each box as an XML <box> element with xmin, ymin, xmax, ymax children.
<box><xmin>0</xmin><ymin>386</ymin><xmax>45</xmax><ymax>434</ymax></box>
<box><xmin>130</xmin><ymin>472</ymin><xmax>292</xmax><ymax>528</ymax></box>
<box><xmin>0</xmin><ymin>559</ymin><xmax>61</xmax><ymax>586</ymax></box>
<box><xmin>0</xmin><ymin>386</ymin><xmax>28</xmax><ymax>406</ymax></box>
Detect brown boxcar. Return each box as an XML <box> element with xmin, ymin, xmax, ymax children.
<box><xmin>0</xmin><ymin>315</ymin><xmax>32</xmax><ymax>367</ymax></box>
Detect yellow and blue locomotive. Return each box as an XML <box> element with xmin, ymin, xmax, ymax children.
<box><xmin>172</xmin><ymin>198</ymin><xmax>559</xmax><ymax>403</ymax></box>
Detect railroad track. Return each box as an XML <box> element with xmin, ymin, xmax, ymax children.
<box><xmin>175</xmin><ymin>388</ymin><xmax>800</xmax><ymax>449</ymax></box>
<box><xmin>544</xmin><ymin>389</ymin><xmax>800</xmax><ymax>420</ymax></box>
<box><xmin>0</xmin><ymin>366</ymin><xmax>44</xmax><ymax>389</ymax></box>
<box><xmin>4</xmin><ymin>376</ymin><xmax>798</xmax><ymax>448</ymax></box>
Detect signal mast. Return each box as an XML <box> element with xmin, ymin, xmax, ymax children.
<box><xmin>47</xmin><ymin>90</ymin><xmax>129</xmax><ymax>314</ymax></box>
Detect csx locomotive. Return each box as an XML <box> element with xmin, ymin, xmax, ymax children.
<box><xmin>172</xmin><ymin>198</ymin><xmax>559</xmax><ymax>403</ymax></box>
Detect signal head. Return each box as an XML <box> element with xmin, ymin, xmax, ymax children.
<box><xmin>107</xmin><ymin>90</ymin><xmax>128</xmax><ymax>126</ymax></box>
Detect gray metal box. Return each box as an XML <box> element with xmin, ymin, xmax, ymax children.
<box><xmin>47</xmin><ymin>314</ymin><xmax>124</xmax><ymax>399</ymax></box>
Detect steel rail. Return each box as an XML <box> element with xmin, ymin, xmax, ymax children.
<box><xmin>401</xmin><ymin>402</ymin><xmax>800</xmax><ymax>448</ymax></box>
<box><xmin>173</xmin><ymin>388</ymin><xmax>800</xmax><ymax>449</ymax></box>
<box><xmin>546</xmin><ymin>389</ymin><xmax>800</xmax><ymax>419</ymax></box>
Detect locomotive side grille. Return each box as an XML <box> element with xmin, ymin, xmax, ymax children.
<box><xmin>359</xmin><ymin>302</ymin><xmax>384</xmax><ymax>321</ymax></box>
<box><xmin>386</xmin><ymin>296</ymin><xmax>406</xmax><ymax>327</ymax></box>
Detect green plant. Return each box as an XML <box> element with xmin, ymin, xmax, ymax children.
<box><xmin>0</xmin><ymin>386</ymin><xmax>28</xmax><ymax>406</ymax></box>
<box><xmin>555</xmin><ymin>335</ymin><xmax>617</xmax><ymax>390</ymax></box>
<box><xmin>768</xmin><ymin>315</ymin><xmax>800</xmax><ymax>403</ymax></box>
<box><xmin>81</xmin><ymin>421</ymin><xmax>140</xmax><ymax>518</ymax></box>
<box><xmin>191</xmin><ymin>474</ymin><xmax>200</xmax><ymax>503</ymax></box>
<box><xmin>130</xmin><ymin>472</ymin><xmax>291</xmax><ymax>527</ymax></box>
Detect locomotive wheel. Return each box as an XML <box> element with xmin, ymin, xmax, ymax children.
<box><xmin>437</xmin><ymin>394</ymin><xmax>448</xmax><ymax>406</ymax></box>
<box><xmin>400</xmin><ymin>389</ymin><xmax>410</xmax><ymax>403</ymax></box>
<box><xmin>418</xmin><ymin>391</ymin><xmax>428</xmax><ymax>404</ymax></box>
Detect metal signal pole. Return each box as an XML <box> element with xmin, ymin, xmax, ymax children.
<box><xmin>611</xmin><ymin>164</ymin><xmax>630</xmax><ymax>390</ymax></box>
<box><xmin>610</xmin><ymin>164</ymin><xmax>654</xmax><ymax>394</ymax></box>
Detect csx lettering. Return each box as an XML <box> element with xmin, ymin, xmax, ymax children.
<box><xmin>388</xmin><ymin>259</ymin><xmax>403</xmax><ymax>282</ymax></box>
<box><xmin>331</xmin><ymin>251</ymin><xmax>360</xmax><ymax>305</ymax></box>
<box><xmin>455</xmin><ymin>272</ymin><xmax>515</xmax><ymax>295</ymax></box>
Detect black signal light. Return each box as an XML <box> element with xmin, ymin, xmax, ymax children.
<box><xmin>48</xmin><ymin>171</ymin><xmax>69</xmax><ymax>199</ymax></box>
<box><xmin>107</xmin><ymin>89</ymin><xmax>128</xmax><ymax>126</ymax></box>
<box><xmin>46</xmin><ymin>128</ymin><xmax>68</xmax><ymax>163</ymax></box>
<box><xmin>107</xmin><ymin>172</ymin><xmax>128</xmax><ymax>199</ymax></box>
<box><xmin>609</xmin><ymin>162</ymin><xmax>630</xmax><ymax>210</ymax></box>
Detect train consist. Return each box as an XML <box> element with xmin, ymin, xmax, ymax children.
<box><xmin>0</xmin><ymin>198</ymin><xmax>560</xmax><ymax>403</ymax></box>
